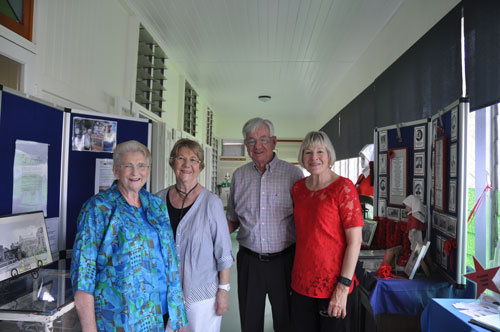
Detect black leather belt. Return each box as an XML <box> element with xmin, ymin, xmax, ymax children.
<box><xmin>240</xmin><ymin>245</ymin><xmax>295</xmax><ymax>262</ymax></box>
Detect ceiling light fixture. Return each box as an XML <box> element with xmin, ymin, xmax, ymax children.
<box><xmin>258</xmin><ymin>95</ymin><xmax>271</xmax><ymax>102</ymax></box>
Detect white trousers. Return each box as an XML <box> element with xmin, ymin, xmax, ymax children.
<box><xmin>166</xmin><ymin>297</ymin><xmax>222</xmax><ymax>332</ymax></box>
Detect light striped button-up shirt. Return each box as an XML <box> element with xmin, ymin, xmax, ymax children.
<box><xmin>227</xmin><ymin>154</ymin><xmax>304</xmax><ymax>254</ymax></box>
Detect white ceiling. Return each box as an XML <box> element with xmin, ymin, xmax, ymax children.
<box><xmin>125</xmin><ymin>0</ymin><xmax>406</xmax><ymax>118</ymax></box>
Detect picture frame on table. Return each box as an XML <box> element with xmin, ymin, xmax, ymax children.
<box><xmin>378</xmin><ymin>176</ymin><xmax>387</xmax><ymax>198</ymax></box>
<box><xmin>414</xmin><ymin>126</ymin><xmax>426</xmax><ymax>150</ymax></box>
<box><xmin>379</xmin><ymin>153</ymin><xmax>387</xmax><ymax>175</ymax></box>
<box><xmin>378</xmin><ymin>199</ymin><xmax>386</xmax><ymax>217</ymax></box>
<box><xmin>401</xmin><ymin>208</ymin><xmax>409</xmax><ymax>221</ymax></box>
<box><xmin>448</xmin><ymin>180</ymin><xmax>457</xmax><ymax>213</ymax></box>
<box><xmin>451</xmin><ymin>108</ymin><xmax>458</xmax><ymax>142</ymax></box>
<box><xmin>388</xmin><ymin>147</ymin><xmax>408</xmax><ymax>206</ymax></box>
<box><xmin>414</xmin><ymin>152</ymin><xmax>425</xmax><ymax>176</ymax></box>
<box><xmin>433</xmin><ymin>136</ymin><xmax>447</xmax><ymax>212</ymax></box>
<box><xmin>386</xmin><ymin>206</ymin><xmax>401</xmax><ymax>221</ymax></box>
<box><xmin>404</xmin><ymin>241</ymin><xmax>431</xmax><ymax>279</ymax></box>
<box><xmin>450</xmin><ymin>143</ymin><xmax>457</xmax><ymax>178</ymax></box>
<box><xmin>362</xmin><ymin>219</ymin><xmax>378</xmax><ymax>247</ymax></box>
<box><xmin>0</xmin><ymin>211</ymin><xmax>53</xmax><ymax>283</ymax></box>
<box><xmin>413</xmin><ymin>178</ymin><xmax>425</xmax><ymax>202</ymax></box>
<box><xmin>379</xmin><ymin>130</ymin><xmax>388</xmax><ymax>152</ymax></box>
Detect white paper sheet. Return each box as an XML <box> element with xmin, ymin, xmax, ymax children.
<box><xmin>95</xmin><ymin>158</ymin><xmax>115</xmax><ymax>194</ymax></box>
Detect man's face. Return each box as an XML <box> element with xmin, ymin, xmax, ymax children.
<box><xmin>245</xmin><ymin>124</ymin><xmax>277</xmax><ymax>167</ymax></box>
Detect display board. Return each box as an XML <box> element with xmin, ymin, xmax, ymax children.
<box><xmin>64</xmin><ymin>110</ymin><xmax>151</xmax><ymax>250</ymax></box>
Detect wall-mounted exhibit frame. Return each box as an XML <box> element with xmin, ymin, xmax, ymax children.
<box><xmin>388</xmin><ymin>147</ymin><xmax>408</xmax><ymax>206</ymax></box>
<box><xmin>433</xmin><ymin>136</ymin><xmax>447</xmax><ymax>212</ymax></box>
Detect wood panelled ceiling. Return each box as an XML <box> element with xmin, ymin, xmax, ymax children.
<box><xmin>126</xmin><ymin>0</ymin><xmax>406</xmax><ymax>118</ymax></box>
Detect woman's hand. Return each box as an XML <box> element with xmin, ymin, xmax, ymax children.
<box><xmin>328</xmin><ymin>283</ymin><xmax>349</xmax><ymax>319</ymax></box>
<box><xmin>215</xmin><ymin>289</ymin><xmax>229</xmax><ymax>315</ymax></box>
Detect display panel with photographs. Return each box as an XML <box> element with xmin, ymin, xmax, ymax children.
<box><xmin>362</xmin><ymin>220</ymin><xmax>378</xmax><ymax>247</ymax></box>
<box><xmin>405</xmin><ymin>241</ymin><xmax>430</xmax><ymax>279</ymax></box>
<box><xmin>378</xmin><ymin>199</ymin><xmax>386</xmax><ymax>217</ymax></box>
<box><xmin>72</xmin><ymin>117</ymin><xmax>117</xmax><ymax>152</ymax></box>
<box><xmin>0</xmin><ymin>211</ymin><xmax>53</xmax><ymax>283</ymax></box>
<box><xmin>451</xmin><ymin>108</ymin><xmax>458</xmax><ymax>141</ymax></box>
<box><xmin>433</xmin><ymin>136</ymin><xmax>447</xmax><ymax>211</ymax></box>
<box><xmin>448</xmin><ymin>180</ymin><xmax>457</xmax><ymax>213</ymax></box>
<box><xmin>414</xmin><ymin>152</ymin><xmax>425</xmax><ymax>176</ymax></box>
<box><xmin>388</xmin><ymin>148</ymin><xmax>408</xmax><ymax>206</ymax></box>
<box><xmin>379</xmin><ymin>131</ymin><xmax>388</xmax><ymax>152</ymax></box>
<box><xmin>450</xmin><ymin>143</ymin><xmax>457</xmax><ymax>178</ymax></box>
<box><xmin>378</xmin><ymin>176</ymin><xmax>387</xmax><ymax>198</ymax></box>
<box><xmin>413</xmin><ymin>178</ymin><xmax>425</xmax><ymax>202</ymax></box>
<box><xmin>379</xmin><ymin>154</ymin><xmax>387</xmax><ymax>175</ymax></box>
<box><xmin>386</xmin><ymin>206</ymin><xmax>401</xmax><ymax>221</ymax></box>
<box><xmin>414</xmin><ymin>126</ymin><xmax>426</xmax><ymax>150</ymax></box>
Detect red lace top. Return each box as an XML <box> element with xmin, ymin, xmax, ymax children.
<box><xmin>291</xmin><ymin>177</ymin><xmax>364</xmax><ymax>298</ymax></box>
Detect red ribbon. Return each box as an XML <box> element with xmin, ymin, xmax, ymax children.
<box><xmin>467</xmin><ymin>184</ymin><xmax>492</xmax><ymax>223</ymax></box>
<box><xmin>444</xmin><ymin>237</ymin><xmax>457</xmax><ymax>268</ymax></box>
<box><xmin>377</xmin><ymin>264</ymin><xmax>393</xmax><ymax>279</ymax></box>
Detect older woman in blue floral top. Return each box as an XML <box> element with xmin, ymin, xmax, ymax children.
<box><xmin>71</xmin><ymin>140</ymin><xmax>188</xmax><ymax>332</ymax></box>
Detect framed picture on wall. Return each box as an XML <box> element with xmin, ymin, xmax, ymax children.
<box><xmin>413</xmin><ymin>178</ymin><xmax>424</xmax><ymax>202</ymax></box>
<box><xmin>414</xmin><ymin>126</ymin><xmax>426</xmax><ymax>149</ymax></box>
<box><xmin>414</xmin><ymin>152</ymin><xmax>425</xmax><ymax>176</ymax></box>
<box><xmin>379</xmin><ymin>131</ymin><xmax>388</xmax><ymax>152</ymax></box>
<box><xmin>451</xmin><ymin>108</ymin><xmax>458</xmax><ymax>141</ymax></box>
<box><xmin>379</xmin><ymin>153</ymin><xmax>387</xmax><ymax>175</ymax></box>
<box><xmin>446</xmin><ymin>216</ymin><xmax>457</xmax><ymax>238</ymax></box>
<box><xmin>434</xmin><ymin>136</ymin><xmax>447</xmax><ymax>211</ymax></box>
<box><xmin>379</xmin><ymin>176</ymin><xmax>387</xmax><ymax>198</ymax></box>
<box><xmin>450</xmin><ymin>143</ymin><xmax>457</xmax><ymax>178</ymax></box>
<box><xmin>388</xmin><ymin>147</ymin><xmax>408</xmax><ymax>206</ymax></box>
<box><xmin>378</xmin><ymin>199</ymin><xmax>386</xmax><ymax>217</ymax></box>
<box><xmin>448</xmin><ymin>180</ymin><xmax>457</xmax><ymax>213</ymax></box>
<box><xmin>386</xmin><ymin>206</ymin><xmax>401</xmax><ymax>221</ymax></box>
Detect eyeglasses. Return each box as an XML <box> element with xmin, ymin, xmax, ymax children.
<box><xmin>174</xmin><ymin>156</ymin><xmax>201</xmax><ymax>164</ymax></box>
<box><xmin>245</xmin><ymin>137</ymin><xmax>272</xmax><ymax>146</ymax></box>
<box><xmin>119</xmin><ymin>163</ymin><xmax>150</xmax><ymax>171</ymax></box>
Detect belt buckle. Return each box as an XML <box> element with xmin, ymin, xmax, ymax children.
<box><xmin>258</xmin><ymin>253</ymin><xmax>270</xmax><ymax>262</ymax></box>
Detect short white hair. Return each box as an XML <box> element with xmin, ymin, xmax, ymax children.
<box><xmin>242</xmin><ymin>117</ymin><xmax>275</xmax><ymax>138</ymax></box>
<box><xmin>113</xmin><ymin>140</ymin><xmax>151</xmax><ymax>168</ymax></box>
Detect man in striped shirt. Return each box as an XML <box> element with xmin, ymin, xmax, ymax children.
<box><xmin>227</xmin><ymin>118</ymin><xmax>304</xmax><ymax>332</ymax></box>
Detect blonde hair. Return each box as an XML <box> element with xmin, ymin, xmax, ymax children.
<box><xmin>298</xmin><ymin>131</ymin><xmax>336</xmax><ymax>168</ymax></box>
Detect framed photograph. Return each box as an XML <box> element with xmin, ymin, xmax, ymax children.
<box><xmin>386</xmin><ymin>206</ymin><xmax>401</xmax><ymax>221</ymax></box>
<box><xmin>445</xmin><ymin>215</ymin><xmax>457</xmax><ymax>238</ymax></box>
<box><xmin>379</xmin><ymin>131</ymin><xmax>388</xmax><ymax>152</ymax></box>
<box><xmin>388</xmin><ymin>148</ymin><xmax>408</xmax><ymax>206</ymax></box>
<box><xmin>404</xmin><ymin>241</ymin><xmax>430</xmax><ymax>279</ymax></box>
<box><xmin>413</xmin><ymin>178</ymin><xmax>425</xmax><ymax>202</ymax></box>
<box><xmin>378</xmin><ymin>176</ymin><xmax>387</xmax><ymax>198</ymax></box>
<box><xmin>378</xmin><ymin>199</ymin><xmax>386</xmax><ymax>217</ymax></box>
<box><xmin>432</xmin><ymin>119</ymin><xmax>438</xmax><ymax>142</ymax></box>
<box><xmin>436</xmin><ymin>235</ymin><xmax>447</xmax><ymax>269</ymax></box>
<box><xmin>401</xmin><ymin>208</ymin><xmax>409</xmax><ymax>221</ymax></box>
<box><xmin>451</xmin><ymin>108</ymin><xmax>458</xmax><ymax>142</ymax></box>
<box><xmin>433</xmin><ymin>136</ymin><xmax>447</xmax><ymax>211</ymax></box>
<box><xmin>0</xmin><ymin>211</ymin><xmax>53</xmax><ymax>283</ymax></box>
<box><xmin>362</xmin><ymin>219</ymin><xmax>378</xmax><ymax>247</ymax></box>
<box><xmin>414</xmin><ymin>126</ymin><xmax>426</xmax><ymax>149</ymax></box>
<box><xmin>379</xmin><ymin>153</ymin><xmax>387</xmax><ymax>175</ymax></box>
<box><xmin>448</xmin><ymin>180</ymin><xmax>457</xmax><ymax>213</ymax></box>
<box><xmin>414</xmin><ymin>152</ymin><xmax>425</xmax><ymax>176</ymax></box>
<box><xmin>432</xmin><ymin>211</ymin><xmax>440</xmax><ymax>230</ymax></box>
<box><xmin>450</xmin><ymin>143</ymin><xmax>457</xmax><ymax>178</ymax></box>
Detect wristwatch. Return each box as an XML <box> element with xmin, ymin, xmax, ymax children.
<box><xmin>337</xmin><ymin>276</ymin><xmax>352</xmax><ymax>287</ymax></box>
<box><xmin>218</xmin><ymin>284</ymin><xmax>231</xmax><ymax>291</ymax></box>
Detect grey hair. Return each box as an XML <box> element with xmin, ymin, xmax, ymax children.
<box><xmin>113</xmin><ymin>140</ymin><xmax>151</xmax><ymax>168</ymax></box>
<box><xmin>298</xmin><ymin>131</ymin><xmax>337</xmax><ymax>168</ymax></box>
<box><xmin>242</xmin><ymin>117</ymin><xmax>275</xmax><ymax>138</ymax></box>
<box><xmin>168</xmin><ymin>138</ymin><xmax>205</xmax><ymax>170</ymax></box>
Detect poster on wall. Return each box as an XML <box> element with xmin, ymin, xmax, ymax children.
<box><xmin>379</xmin><ymin>131</ymin><xmax>388</xmax><ymax>152</ymax></box>
<box><xmin>0</xmin><ymin>211</ymin><xmax>53</xmax><ymax>282</ymax></box>
<box><xmin>388</xmin><ymin>148</ymin><xmax>408</xmax><ymax>206</ymax></box>
<box><xmin>12</xmin><ymin>140</ymin><xmax>49</xmax><ymax>216</ymax></box>
<box><xmin>72</xmin><ymin>117</ymin><xmax>117</xmax><ymax>152</ymax></box>
<box><xmin>379</xmin><ymin>154</ymin><xmax>387</xmax><ymax>175</ymax></box>
<box><xmin>95</xmin><ymin>159</ymin><xmax>115</xmax><ymax>194</ymax></box>
<box><xmin>448</xmin><ymin>180</ymin><xmax>457</xmax><ymax>213</ymax></box>
<box><xmin>434</xmin><ymin>137</ymin><xmax>447</xmax><ymax>211</ymax></box>
<box><xmin>414</xmin><ymin>152</ymin><xmax>425</xmax><ymax>176</ymax></box>
<box><xmin>414</xmin><ymin>126</ymin><xmax>426</xmax><ymax>149</ymax></box>
<box><xmin>413</xmin><ymin>178</ymin><xmax>424</xmax><ymax>202</ymax></box>
<box><xmin>379</xmin><ymin>177</ymin><xmax>387</xmax><ymax>198</ymax></box>
<box><xmin>451</xmin><ymin>108</ymin><xmax>458</xmax><ymax>141</ymax></box>
<box><xmin>450</xmin><ymin>143</ymin><xmax>458</xmax><ymax>178</ymax></box>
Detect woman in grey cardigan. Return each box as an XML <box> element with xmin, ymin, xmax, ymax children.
<box><xmin>157</xmin><ymin>138</ymin><xmax>234</xmax><ymax>332</ymax></box>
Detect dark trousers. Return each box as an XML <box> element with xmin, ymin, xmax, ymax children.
<box><xmin>237</xmin><ymin>246</ymin><xmax>294</xmax><ymax>332</ymax></box>
<box><xmin>291</xmin><ymin>289</ymin><xmax>355</xmax><ymax>332</ymax></box>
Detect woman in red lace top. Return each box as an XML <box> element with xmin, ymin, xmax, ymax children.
<box><xmin>291</xmin><ymin>131</ymin><xmax>364</xmax><ymax>332</ymax></box>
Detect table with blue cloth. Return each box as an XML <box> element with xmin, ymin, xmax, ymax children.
<box><xmin>421</xmin><ymin>298</ymin><xmax>492</xmax><ymax>332</ymax></box>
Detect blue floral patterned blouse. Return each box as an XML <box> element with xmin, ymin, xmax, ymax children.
<box><xmin>70</xmin><ymin>184</ymin><xmax>188</xmax><ymax>331</ymax></box>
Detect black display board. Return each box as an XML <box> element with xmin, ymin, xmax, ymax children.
<box><xmin>64</xmin><ymin>110</ymin><xmax>150</xmax><ymax>249</ymax></box>
<box><xmin>0</xmin><ymin>87</ymin><xmax>65</xmax><ymax>219</ymax></box>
